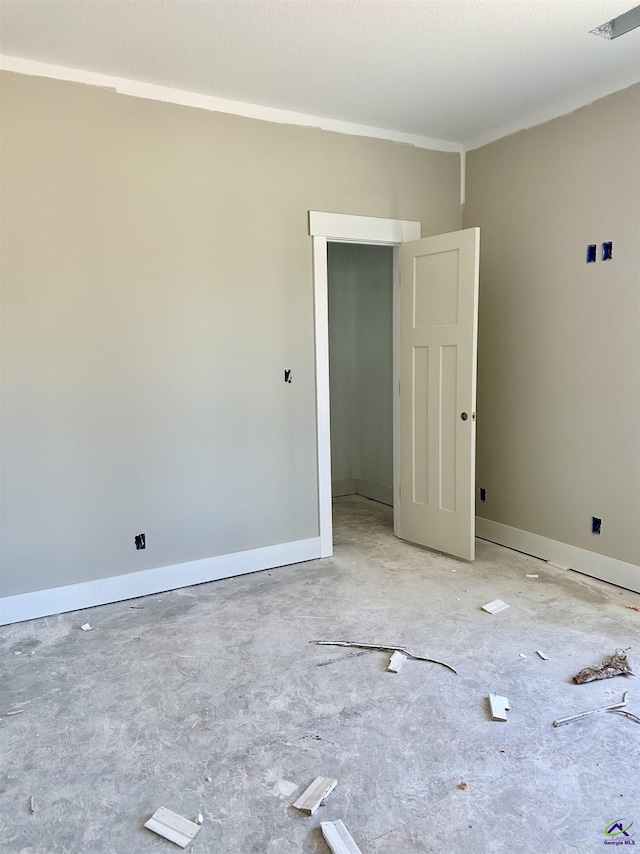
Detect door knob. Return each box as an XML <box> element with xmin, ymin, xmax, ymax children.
<box><xmin>460</xmin><ymin>412</ymin><xmax>468</xmax><ymax>421</ymax></box>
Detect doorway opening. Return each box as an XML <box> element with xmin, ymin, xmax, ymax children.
<box><xmin>311</xmin><ymin>211</ymin><xmax>480</xmax><ymax>563</ymax></box>
<box><xmin>327</xmin><ymin>242</ymin><xmax>394</xmax><ymax>510</ymax></box>
<box><xmin>309</xmin><ymin>212</ymin><xmax>421</xmax><ymax>557</ymax></box>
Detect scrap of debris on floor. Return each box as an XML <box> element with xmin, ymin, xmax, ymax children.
<box><xmin>553</xmin><ymin>692</ymin><xmax>640</xmax><ymax>726</ymax></box>
<box><xmin>481</xmin><ymin>599</ymin><xmax>509</xmax><ymax>614</ymax></box>
<box><xmin>321</xmin><ymin>819</ymin><xmax>363</xmax><ymax>854</ymax></box>
<box><xmin>135</xmin><ymin>631</ymin><xmax>639</xmax><ymax>850</ymax></box>
<box><xmin>572</xmin><ymin>648</ymin><xmax>633</xmax><ymax>683</ymax></box>
<box><xmin>312</xmin><ymin>640</ymin><xmax>457</xmax><ymax>674</ymax></box>
<box><xmin>144</xmin><ymin>807</ymin><xmax>202</xmax><ymax>849</ymax></box>
<box><xmin>292</xmin><ymin>777</ymin><xmax>338</xmax><ymax>816</ymax></box>
<box><xmin>7</xmin><ymin>564</ymin><xmax>640</xmax><ymax>853</ymax></box>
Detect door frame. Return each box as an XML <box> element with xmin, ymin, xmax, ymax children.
<box><xmin>309</xmin><ymin>212</ymin><xmax>421</xmax><ymax>557</ymax></box>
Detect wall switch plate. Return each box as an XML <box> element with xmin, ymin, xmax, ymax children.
<box><xmin>586</xmin><ymin>244</ymin><xmax>597</xmax><ymax>263</ymax></box>
<box><xmin>602</xmin><ymin>241</ymin><xmax>613</xmax><ymax>261</ymax></box>
<box><xmin>135</xmin><ymin>533</ymin><xmax>146</xmax><ymax>550</ymax></box>
<box><xmin>284</xmin><ymin>369</ymin><xmax>292</xmax><ymax>383</ymax></box>
<box><xmin>591</xmin><ymin>517</ymin><xmax>602</xmax><ymax>535</ymax></box>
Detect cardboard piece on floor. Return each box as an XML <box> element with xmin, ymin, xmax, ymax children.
<box><xmin>481</xmin><ymin>599</ymin><xmax>509</xmax><ymax>614</ymax></box>
<box><xmin>489</xmin><ymin>693</ymin><xmax>510</xmax><ymax>721</ymax></box>
<box><xmin>144</xmin><ymin>807</ymin><xmax>202</xmax><ymax>848</ymax></box>
<box><xmin>292</xmin><ymin>776</ymin><xmax>337</xmax><ymax>815</ymax></box>
<box><xmin>321</xmin><ymin>819</ymin><xmax>363</xmax><ymax>854</ymax></box>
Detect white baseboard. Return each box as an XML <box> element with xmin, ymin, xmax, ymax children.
<box><xmin>332</xmin><ymin>479</ymin><xmax>357</xmax><ymax>497</ymax></box>
<box><xmin>0</xmin><ymin>537</ymin><xmax>322</xmax><ymax>626</ymax></box>
<box><xmin>356</xmin><ymin>479</ymin><xmax>394</xmax><ymax>507</ymax></box>
<box><xmin>476</xmin><ymin>517</ymin><xmax>640</xmax><ymax>594</ymax></box>
<box><xmin>331</xmin><ymin>479</ymin><xmax>394</xmax><ymax>506</ymax></box>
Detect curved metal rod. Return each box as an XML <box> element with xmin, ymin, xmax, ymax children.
<box><xmin>608</xmin><ymin>709</ymin><xmax>640</xmax><ymax>724</ymax></box>
<box><xmin>553</xmin><ymin>692</ymin><xmax>629</xmax><ymax>727</ymax></box>
<box><xmin>312</xmin><ymin>641</ymin><xmax>457</xmax><ymax>674</ymax></box>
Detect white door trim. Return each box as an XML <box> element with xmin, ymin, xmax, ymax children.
<box><xmin>310</xmin><ymin>212</ymin><xmax>422</xmax><ymax>245</ymax></box>
<box><xmin>309</xmin><ymin>212</ymin><xmax>421</xmax><ymax>556</ymax></box>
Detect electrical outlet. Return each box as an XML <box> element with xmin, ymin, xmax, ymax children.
<box><xmin>591</xmin><ymin>517</ymin><xmax>601</xmax><ymax>535</ymax></box>
<box><xmin>602</xmin><ymin>241</ymin><xmax>613</xmax><ymax>261</ymax></box>
<box><xmin>284</xmin><ymin>369</ymin><xmax>292</xmax><ymax>384</ymax></box>
<box><xmin>586</xmin><ymin>244</ymin><xmax>597</xmax><ymax>263</ymax></box>
<box><xmin>135</xmin><ymin>533</ymin><xmax>146</xmax><ymax>550</ymax></box>
<box><xmin>479</xmin><ymin>488</ymin><xmax>487</xmax><ymax>502</ymax></box>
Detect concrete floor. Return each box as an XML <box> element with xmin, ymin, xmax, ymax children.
<box><xmin>2</xmin><ymin>495</ymin><xmax>640</xmax><ymax>853</ymax></box>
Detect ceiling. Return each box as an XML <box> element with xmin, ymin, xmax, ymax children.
<box><xmin>1</xmin><ymin>0</ymin><xmax>639</xmax><ymax>147</ymax></box>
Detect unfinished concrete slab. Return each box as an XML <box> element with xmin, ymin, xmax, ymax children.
<box><xmin>1</xmin><ymin>495</ymin><xmax>639</xmax><ymax>852</ymax></box>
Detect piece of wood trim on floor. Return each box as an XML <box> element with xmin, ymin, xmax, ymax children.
<box><xmin>481</xmin><ymin>599</ymin><xmax>509</xmax><ymax>614</ymax></box>
<box><xmin>292</xmin><ymin>777</ymin><xmax>337</xmax><ymax>815</ymax></box>
<box><xmin>355</xmin><ymin>479</ymin><xmax>394</xmax><ymax>507</ymax></box>
<box><xmin>144</xmin><ymin>807</ymin><xmax>201</xmax><ymax>848</ymax></box>
<box><xmin>0</xmin><ymin>537</ymin><xmax>322</xmax><ymax>626</ymax></box>
<box><xmin>476</xmin><ymin>516</ymin><xmax>640</xmax><ymax>594</ymax></box>
<box><xmin>332</xmin><ymin>479</ymin><xmax>357</xmax><ymax>497</ymax></box>
<box><xmin>321</xmin><ymin>820</ymin><xmax>363</xmax><ymax>854</ymax></box>
<box><xmin>388</xmin><ymin>651</ymin><xmax>407</xmax><ymax>672</ymax></box>
<box><xmin>489</xmin><ymin>693</ymin><xmax>510</xmax><ymax>722</ymax></box>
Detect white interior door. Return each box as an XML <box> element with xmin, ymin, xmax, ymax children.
<box><xmin>398</xmin><ymin>227</ymin><xmax>480</xmax><ymax>560</ymax></box>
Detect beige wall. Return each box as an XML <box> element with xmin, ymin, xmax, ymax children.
<box><xmin>328</xmin><ymin>243</ymin><xmax>394</xmax><ymax>493</ymax></box>
<box><xmin>464</xmin><ymin>84</ymin><xmax>640</xmax><ymax>566</ymax></box>
<box><xmin>0</xmin><ymin>71</ymin><xmax>461</xmax><ymax>597</ymax></box>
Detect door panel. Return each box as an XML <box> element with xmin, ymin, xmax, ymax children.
<box><xmin>399</xmin><ymin>228</ymin><xmax>479</xmax><ymax>560</ymax></box>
